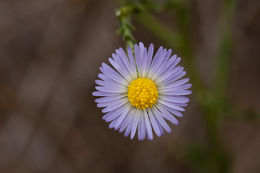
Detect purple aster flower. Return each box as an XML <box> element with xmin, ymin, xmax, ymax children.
<box><xmin>93</xmin><ymin>42</ymin><xmax>192</xmax><ymax>140</ymax></box>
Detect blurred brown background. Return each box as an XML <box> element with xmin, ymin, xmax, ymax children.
<box><xmin>0</xmin><ymin>0</ymin><xmax>260</xmax><ymax>172</ymax></box>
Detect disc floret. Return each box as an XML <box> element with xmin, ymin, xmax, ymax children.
<box><xmin>128</xmin><ymin>78</ymin><xmax>158</xmax><ymax>110</ymax></box>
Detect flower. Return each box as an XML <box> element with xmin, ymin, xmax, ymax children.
<box><xmin>93</xmin><ymin>42</ymin><xmax>192</xmax><ymax>140</ymax></box>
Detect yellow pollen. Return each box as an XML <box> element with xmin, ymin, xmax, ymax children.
<box><xmin>128</xmin><ymin>78</ymin><xmax>158</xmax><ymax>110</ymax></box>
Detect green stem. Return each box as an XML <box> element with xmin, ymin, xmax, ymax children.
<box><xmin>136</xmin><ymin>7</ymin><xmax>182</xmax><ymax>49</ymax></box>
<box><xmin>115</xmin><ymin>5</ymin><xmax>137</xmax><ymax>49</ymax></box>
<box><xmin>213</xmin><ymin>0</ymin><xmax>236</xmax><ymax>102</ymax></box>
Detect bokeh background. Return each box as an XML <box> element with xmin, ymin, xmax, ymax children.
<box><xmin>0</xmin><ymin>0</ymin><xmax>260</xmax><ymax>172</ymax></box>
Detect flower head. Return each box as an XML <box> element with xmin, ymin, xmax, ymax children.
<box><xmin>93</xmin><ymin>42</ymin><xmax>192</xmax><ymax>140</ymax></box>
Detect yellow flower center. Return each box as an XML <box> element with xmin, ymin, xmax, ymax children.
<box><xmin>128</xmin><ymin>78</ymin><xmax>158</xmax><ymax>110</ymax></box>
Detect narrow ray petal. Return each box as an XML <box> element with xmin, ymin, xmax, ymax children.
<box><xmin>147</xmin><ymin>108</ymin><xmax>161</xmax><ymax>137</ymax></box>
<box><xmin>144</xmin><ymin>110</ymin><xmax>153</xmax><ymax>140</ymax></box>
